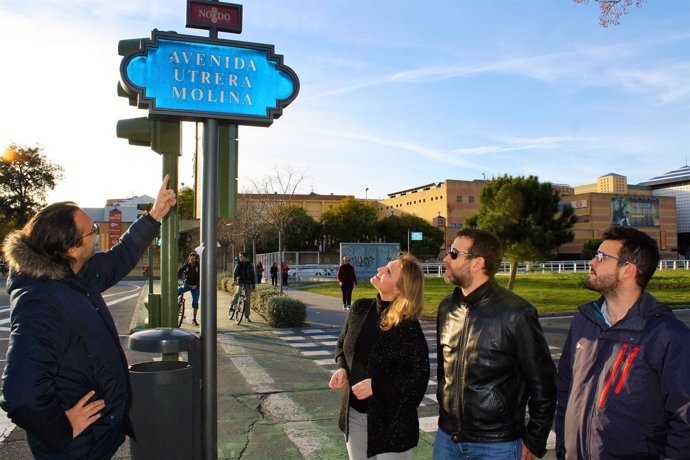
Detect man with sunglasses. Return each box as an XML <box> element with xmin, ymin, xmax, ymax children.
<box><xmin>555</xmin><ymin>226</ymin><xmax>690</xmax><ymax>459</ymax></box>
<box><xmin>1</xmin><ymin>176</ymin><xmax>176</xmax><ymax>459</ymax></box>
<box><xmin>434</xmin><ymin>228</ymin><xmax>556</xmax><ymax>460</ymax></box>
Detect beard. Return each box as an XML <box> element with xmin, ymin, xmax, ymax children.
<box><xmin>585</xmin><ymin>270</ymin><xmax>620</xmax><ymax>297</ymax></box>
<box><xmin>444</xmin><ymin>263</ymin><xmax>472</xmax><ymax>289</ymax></box>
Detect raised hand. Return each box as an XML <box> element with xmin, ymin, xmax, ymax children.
<box><xmin>149</xmin><ymin>174</ymin><xmax>177</xmax><ymax>221</ymax></box>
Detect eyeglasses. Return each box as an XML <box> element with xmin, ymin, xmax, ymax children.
<box><xmin>594</xmin><ymin>251</ymin><xmax>628</xmax><ymax>265</ymax></box>
<box><xmin>78</xmin><ymin>222</ymin><xmax>100</xmax><ymax>240</ymax></box>
<box><xmin>447</xmin><ymin>247</ymin><xmax>473</xmax><ymax>260</ymax></box>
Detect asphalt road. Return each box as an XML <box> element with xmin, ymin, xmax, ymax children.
<box><xmin>1</xmin><ymin>278</ymin><xmax>689</xmax><ymax>459</ymax></box>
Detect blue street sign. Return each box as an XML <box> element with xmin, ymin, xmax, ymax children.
<box><xmin>120</xmin><ymin>30</ymin><xmax>299</xmax><ymax>126</ymax></box>
<box><xmin>411</xmin><ymin>232</ymin><xmax>423</xmax><ymax>241</ymax></box>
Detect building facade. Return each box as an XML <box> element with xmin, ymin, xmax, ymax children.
<box><xmin>377</xmin><ymin>174</ymin><xmax>679</xmax><ymax>260</ymax></box>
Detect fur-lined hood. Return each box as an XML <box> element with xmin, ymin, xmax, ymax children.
<box><xmin>2</xmin><ymin>231</ymin><xmax>67</xmax><ymax>282</ymax></box>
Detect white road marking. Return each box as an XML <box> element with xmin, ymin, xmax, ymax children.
<box><xmin>219</xmin><ymin>334</ymin><xmax>338</xmax><ymax>458</ymax></box>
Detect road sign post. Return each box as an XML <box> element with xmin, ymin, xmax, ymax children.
<box><xmin>117</xmin><ymin>5</ymin><xmax>299</xmax><ymax>456</ymax></box>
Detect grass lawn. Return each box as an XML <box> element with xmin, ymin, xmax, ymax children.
<box><xmin>298</xmin><ymin>270</ymin><xmax>690</xmax><ymax>321</ymax></box>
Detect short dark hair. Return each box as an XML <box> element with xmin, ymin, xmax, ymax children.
<box><xmin>602</xmin><ymin>226</ymin><xmax>659</xmax><ymax>289</ymax></box>
<box><xmin>457</xmin><ymin>228</ymin><xmax>503</xmax><ymax>276</ymax></box>
<box><xmin>239</xmin><ymin>252</ymin><xmax>247</xmax><ymax>258</ymax></box>
<box><xmin>22</xmin><ymin>202</ymin><xmax>81</xmax><ymax>270</ymax></box>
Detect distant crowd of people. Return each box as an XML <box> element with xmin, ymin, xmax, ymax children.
<box><xmin>0</xmin><ymin>178</ymin><xmax>688</xmax><ymax>459</ymax></box>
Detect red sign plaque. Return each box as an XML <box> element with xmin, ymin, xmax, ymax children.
<box><xmin>108</xmin><ymin>209</ymin><xmax>122</xmax><ymax>249</ymax></box>
<box><xmin>187</xmin><ymin>0</ymin><xmax>242</xmax><ymax>33</ymax></box>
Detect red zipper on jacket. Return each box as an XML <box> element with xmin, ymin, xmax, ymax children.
<box><xmin>614</xmin><ymin>346</ymin><xmax>640</xmax><ymax>394</ymax></box>
<box><xmin>598</xmin><ymin>343</ymin><xmax>640</xmax><ymax>408</ymax></box>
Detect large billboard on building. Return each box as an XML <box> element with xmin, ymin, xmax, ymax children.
<box><xmin>611</xmin><ymin>196</ymin><xmax>659</xmax><ymax>227</ymax></box>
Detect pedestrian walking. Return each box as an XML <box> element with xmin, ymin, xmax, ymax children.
<box><xmin>270</xmin><ymin>262</ymin><xmax>278</xmax><ymax>287</ymax></box>
<box><xmin>337</xmin><ymin>256</ymin><xmax>357</xmax><ymax>311</ymax></box>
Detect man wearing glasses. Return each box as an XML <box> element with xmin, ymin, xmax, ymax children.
<box><xmin>434</xmin><ymin>228</ymin><xmax>556</xmax><ymax>460</ymax></box>
<box><xmin>1</xmin><ymin>176</ymin><xmax>176</xmax><ymax>459</ymax></box>
<box><xmin>555</xmin><ymin>226</ymin><xmax>690</xmax><ymax>459</ymax></box>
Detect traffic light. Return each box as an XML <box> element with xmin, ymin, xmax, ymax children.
<box><xmin>116</xmin><ymin>117</ymin><xmax>182</xmax><ymax>155</ymax></box>
<box><xmin>117</xmin><ymin>37</ymin><xmax>182</xmax><ymax>155</ymax></box>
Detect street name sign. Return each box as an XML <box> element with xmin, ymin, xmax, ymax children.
<box><xmin>119</xmin><ymin>30</ymin><xmax>299</xmax><ymax>126</ymax></box>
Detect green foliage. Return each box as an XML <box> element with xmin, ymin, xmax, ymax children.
<box><xmin>376</xmin><ymin>213</ymin><xmax>445</xmax><ymax>260</ymax></box>
<box><xmin>465</xmin><ymin>175</ymin><xmax>577</xmax><ymax>289</ymax></box>
<box><xmin>177</xmin><ymin>186</ymin><xmax>195</xmax><ymax>219</ymax></box>
<box><xmin>263</xmin><ymin>297</ymin><xmax>307</xmax><ymax>327</ymax></box>
<box><xmin>300</xmin><ymin>269</ymin><xmax>690</xmax><ymax>319</ymax></box>
<box><xmin>320</xmin><ymin>197</ymin><xmax>378</xmax><ymax>248</ymax></box>
<box><xmin>249</xmin><ymin>285</ymin><xmax>306</xmax><ymax>327</ymax></box>
<box><xmin>282</xmin><ymin>206</ymin><xmax>322</xmax><ymax>251</ymax></box>
<box><xmin>176</xmin><ymin>187</ymin><xmax>200</xmax><ymax>260</ymax></box>
<box><xmin>0</xmin><ymin>143</ymin><xmax>64</xmax><ymax>228</ymax></box>
<box><xmin>218</xmin><ymin>272</ymin><xmax>234</xmax><ymax>292</ymax></box>
<box><xmin>581</xmin><ymin>238</ymin><xmax>602</xmax><ymax>260</ymax></box>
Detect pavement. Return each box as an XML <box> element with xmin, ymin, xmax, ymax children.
<box><xmin>2</xmin><ymin>282</ymin><xmax>557</xmax><ymax>460</ymax></box>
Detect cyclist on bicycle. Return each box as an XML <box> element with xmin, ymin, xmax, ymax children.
<box><xmin>178</xmin><ymin>252</ymin><xmax>200</xmax><ymax>325</ymax></box>
<box><xmin>229</xmin><ymin>252</ymin><xmax>255</xmax><ymax>322</ymax></box>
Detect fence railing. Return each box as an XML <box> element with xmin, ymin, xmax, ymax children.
<box><xmin>421</xmin><ymin>259</ymin><xmax>690</xmax><ymax>277</ymax></box>
<box><xmin>280</xmin><ymin>259</ymin><xmax>690</xmax><ymax>282</ymax></box>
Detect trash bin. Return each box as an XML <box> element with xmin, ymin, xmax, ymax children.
<box><xmin>128</xmin><ymin>328</ymin><xmax>201</xmax><ymax>460</ymax></box>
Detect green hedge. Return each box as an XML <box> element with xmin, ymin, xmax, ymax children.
<box><xmin>247</xmin><ymin>285</ymin><xmax>307</xmax><ymax>327</ymax></box>
<box><xmin>218</xmin><ymin>272</ymin><xmax>234</xmax><ymax>292</ymax></box>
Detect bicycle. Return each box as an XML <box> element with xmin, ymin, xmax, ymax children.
<box><xmin>177</xmin><ymin>282</ymin><xmax>185</xmax><ymax>327</ymax></box>
<box><xmin>228</xmin><ymin>284</ymin><xmax>246</xmax><ymax>325</ymax></box>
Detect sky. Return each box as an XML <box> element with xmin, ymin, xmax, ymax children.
<box><xmin>1</xmin><ymin>0</ymin><xmax>690</xmax><ymax>208</ymax></box>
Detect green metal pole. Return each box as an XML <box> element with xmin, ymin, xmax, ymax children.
<box><xmin>160</xmin><ymin>151</ymin><xmax>179</xmax><ymax>329</ymax></box>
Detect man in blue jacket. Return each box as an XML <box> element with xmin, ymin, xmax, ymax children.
<box><xmin>0</xmin><ymin>176</ymin><xmax>176</xmax><ymax>459</ymax></box>
<box><xmin>555</xmin><ymin>226</ymin><xmax>690</xmax><ymax>459</ymax></box>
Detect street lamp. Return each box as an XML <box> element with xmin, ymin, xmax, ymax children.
<box><xmin>365</xmin><ymin>187</ymin><xmax>369</xmax><ymax>200</ymax></box>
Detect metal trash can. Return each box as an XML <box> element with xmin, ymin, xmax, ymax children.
<box><xmin>128</xmin><ymin>328</ymin><xmax>201</xmax><ymax>460</ymax></box>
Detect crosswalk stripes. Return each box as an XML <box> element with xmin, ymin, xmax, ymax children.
<box><xmin>273</xmin><ymin>322</ymin><xmax>561</xmax><ymax>449</ymax></box>
<box><xmin>274</xmin><ymin>322</ymin><xmax>442</xmax><ymax>432</ymax></box>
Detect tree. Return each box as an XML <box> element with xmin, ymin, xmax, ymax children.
<box><xmin>177</xmin><ymin>186</ymin><xmax>195</xmax><ymax>219</ymax></box>
<box><xmin>0</xmin><ymin>143</ymin><xmax>64</xmax><ymax>228</ymax></box>
<box><xmin>465</xmin><ymin>175</ymin><xmax>577</xmax><ymax>290</ymax></box>
<box><xmin>176</xmin><ymin>186</ymin><xmax>199</xmax><ymax>261</ymax></box>
<box><xmin>581</xmin><ymin>238</ymin><xmax>603</xmax><ymax>260</ymax></box>
<box><xmin>573</xmin><ymin>0</ymin><xmax>647</xmax><ymax>27</ymax></box>
<box><xmin>376</xmin><ymin>213</ymin><xmax>444</xmax><ymax>261</ymax></box>
<box><xmin>243</xmin><ymin>166</ymin><xmax>310</xmax><ymax>293</ymax></box>
<box><xmin>320</xmin><ymin>197</ymin><xmax>378</xmax><ymax>248</ymax></box>
<box><xmin>282</xmin><ymin>206</ymin><xmax>322</xmax><ymax>251</ymax></box>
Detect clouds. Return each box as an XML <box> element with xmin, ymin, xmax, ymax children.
<box><xmin>2</xmin><ymin>1</ymin><xmax>690</xmax><ymax>208</ymax></box>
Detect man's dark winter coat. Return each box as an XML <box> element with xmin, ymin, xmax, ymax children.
<box><xmin>1</xmin><ymin>215</ymin><xmax>159</xmax><ymax>459</ymax></box>
<box><xmin>555</xmin><ymin>292</ymin><xmax>690</xmax><ymax>459</ymax></box>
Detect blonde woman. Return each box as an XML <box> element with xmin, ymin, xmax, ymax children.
<box><xmin>329</xmin><ymin>253</ymin><xmax>430</xmax><ymax>459</ymax></box>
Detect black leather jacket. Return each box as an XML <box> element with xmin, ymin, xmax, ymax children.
<box><xmin>436</xmin><ymin>279</ymin><xmax>556</xmax><ymax>458</ymax></box>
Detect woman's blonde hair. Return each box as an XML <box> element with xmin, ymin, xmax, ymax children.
<box><xmin>380</xmin><ymin>253</ymin><xmax>424</xmax><ymax>331</ymax></box>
